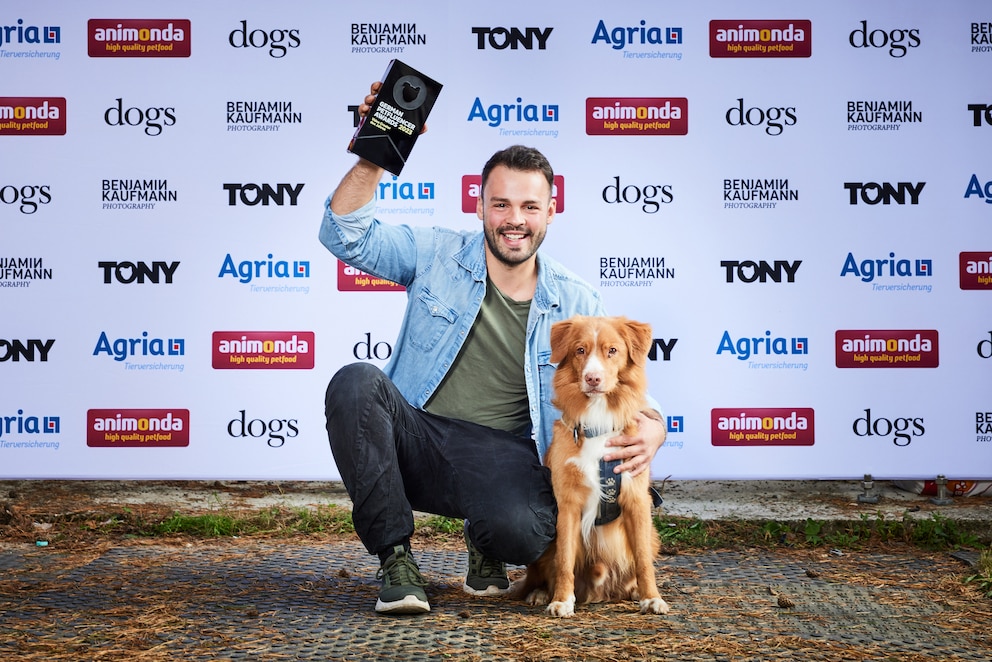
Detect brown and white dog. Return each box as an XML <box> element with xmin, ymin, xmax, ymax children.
<box><xmin>518</xmin><ymin>315</ymin><xmax>670</xmax><ymax>617</ymax></box>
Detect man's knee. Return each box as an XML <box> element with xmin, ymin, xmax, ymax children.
<box><xmin>325</xmin><ymin>362</ymin><xmax>386</xmax><ymax>457</ymax></box>
<box><xmin>471</xmin><ymin>504</ymin><xmax>556</xmax><ymax>566</ymax></box>
<box><xmin>325</xmin><ymin>362</ymin><xmax>383</xmax><ymax>414</ymax></box>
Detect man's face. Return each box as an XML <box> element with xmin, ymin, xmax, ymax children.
<box><xmin>477</xmin><ymin>165</ymin><xmax>556</xmax><ymax>268</ymax></box>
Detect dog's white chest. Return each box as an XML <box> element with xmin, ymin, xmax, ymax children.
<box><xmin>566</xmin><ymin>397</ymin><xmax>626</xmax><ymax>539</ymax></box>
<box><xmin>570</xmin><ymin>432</ymin><xmax>622</xmax><ymax>540</ymax></box>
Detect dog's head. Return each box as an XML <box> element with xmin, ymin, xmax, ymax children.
<box><xmin>550</xmin><ymin>315</ymin><xmax>652</xmax><ymax>416</ymax></box>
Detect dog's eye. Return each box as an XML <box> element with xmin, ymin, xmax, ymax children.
<box><xmin>608</xmin><ymin>347</ymin><xmax>618</xmax><ymax>357</ymax></box>
<box><xmin>576</xmin><ymin>347</ymin><xmax>585</xmax><ymax>355</ymax></box>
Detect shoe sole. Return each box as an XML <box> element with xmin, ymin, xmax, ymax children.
<box><xmin>375</xmin><ymin>594</ymin><xmax>431</xmax><ymax>614</ymax></box>
<box><xmin>462</xmin><ymin>582</ymin><xmax>511</xmax><ymax>597</ymax></box>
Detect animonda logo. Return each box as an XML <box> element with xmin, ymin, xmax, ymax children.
<box><xmin>88</xmin><ymin>19</ymin><xmax>190</xmax><ymax>57</ymax></box>
<box><xmin>709</xmin><ymin>20</ymin><xmax>811</xmax><ymax>57</ymax></box>
<box><xmin>0</xmin><ymin>97</ymin><xmax>66</xmax><ymax>135</ymax></box>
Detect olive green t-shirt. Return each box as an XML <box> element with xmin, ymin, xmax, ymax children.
<box><xmin>424</xmin><ymin>277</ymin><xmax>531</xmax><ymax>436</ymax></box>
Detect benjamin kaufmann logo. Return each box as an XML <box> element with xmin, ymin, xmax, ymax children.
<box><xmin>102</xmin><ymin>179</ymin><xmax>177</xmax><ymax>210</ymax></box>
<box><xmin>0</xmin><ymin>257</ymin><xmax>52</xmax><ymax>287</ymax></box>
<box><xmin>723</xmin><ymin>178</ymin><xmax>798</xmax><ymax>209</ymax></box>
<box><xmin>352</xmin><ymin>22</ymin><xmax>425</xmax><ymax>53</ymax></box>
<box><xmin>973</xmin><ymin>22</ymin><xmax>992</xmax><ymax>53</ymax></box>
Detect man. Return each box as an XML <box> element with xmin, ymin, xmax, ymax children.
<box><xmin>321</xmin><ymin>83</ymin><xmax>666</xmax><ymax>615</ymax></box>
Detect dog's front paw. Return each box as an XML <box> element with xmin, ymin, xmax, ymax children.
<box><xmin>524</xmin><ymin>588</ymin><xmax>549</xmax><ymax>606</ymax></box>
<box><xmin>639</xmin><ymin>597</ymin><xmax>670</xmax><ymax>614</ymax></box>
<box><xmin>547</xmin><ymin>596</ymin><xmax>576</xmax><ymax>618</ymax></box>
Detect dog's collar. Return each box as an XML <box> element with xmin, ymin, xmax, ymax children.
<box><xmin>573</xmin><ymin>424</ymin><xmax>613</xmax><ymax>442</ymax></box>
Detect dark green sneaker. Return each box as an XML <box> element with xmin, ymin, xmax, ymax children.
<box><xmin>375</xmin><ymin>545</ymin><xmax>430</xmax><ymax>614</ymax></box>
<box><xmin>463</xmin><ymin>528</ymin><xmax>510</xmax><ymax>596</ymax></box>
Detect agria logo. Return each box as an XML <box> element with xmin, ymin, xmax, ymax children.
<box><xmin>717</xmin><ymin>330</ymin><xmax>808</xmax><ymax>361</ymax></box>
<box><xmin>590</xmin><ymin>20</ymin><xmax>683</xmax><ymax>50</ymax></box>
<box><xmin>375</xmin><ymin>176</ymin><xmax>434</xmax><ymax>201</ymax></box>
<box><xmin>92</xmin><ymin>331</ymin><xmax>185</xmax><ymax>363</ymax></box>
<box><xmin>0</xmin><ymin>409</ymin><xmax>61</xmax><ymax>446</ymax></box>
<box><xmin>964</xmin><ymin>174</ymin><xmax>992</xmax><ymax>204</ymax></box>
<box><xmin>840</xmin><ymin>252</ymin><xmax>932</xmax><ymax>285</ymax></box>
<box><xmin>467</xmin><ymin>97</ymin><xmax>558</xmax><ymax>128</ymax></box>
<box><xmin>218</xmin><ymin>253</ymin><xmax>310</xmax><ymax>285</ymax></box>
<box><xmin>0</xmin><ymin>19</ymin><xmax>61</xmax><ymax>53</ymax></box>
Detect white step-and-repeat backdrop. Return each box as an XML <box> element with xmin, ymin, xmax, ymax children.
<box><xmin>3</xmin><ymin>1</ymin><xmax>990</xmax><ymax>480</ymax></box>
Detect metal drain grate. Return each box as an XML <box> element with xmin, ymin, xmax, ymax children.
<box><xmin>0</xmin><ymin>542</ymin><xmax>987</xmax><ymax>661</ymax></box>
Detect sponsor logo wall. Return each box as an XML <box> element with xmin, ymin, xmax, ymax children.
<box><xmin>2</xmin><ymin>1</ymin><xmax>989</xmax><ymax>480</ymax></box>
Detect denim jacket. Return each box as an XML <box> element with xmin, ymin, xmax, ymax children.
<box><xmin>319</xmin><ymin>196</ymin><xmax>610</xmax><ymax>459</ymax></box>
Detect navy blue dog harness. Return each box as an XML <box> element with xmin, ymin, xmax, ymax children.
<box><xmin>575</xmin><ymin>426</ymin><xmax>663</xmax><ymax>526</ymax></box>
<box><xmin>596</xmin><ymin>457</ymin><xmax>624</xmax><ymax>526</ymax></box>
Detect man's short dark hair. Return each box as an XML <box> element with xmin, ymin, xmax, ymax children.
<box><xmin>481</xmin><ymin>145</ymin><xmax>554</xmax><ymax>196</ymax></box>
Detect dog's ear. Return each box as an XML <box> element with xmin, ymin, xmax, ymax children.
<box><xmin>550</xmin><ymin>319</ymin><xmax>574</xmax><ymax>364</ymax></box>
<box><xmin>621</xmin><ymin>318</ymin><xmax>653</xmax><ymax>366</ymax></box>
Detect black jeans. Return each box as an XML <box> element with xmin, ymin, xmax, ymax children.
<box><xmin>324</xmin><ymin>362</ymin><xmax>557</xmax><ymax>565</ymax></box>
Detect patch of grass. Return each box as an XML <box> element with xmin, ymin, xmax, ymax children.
<box><xmin>803</xmin><ymin>518</ymin><xmax>825</xmax><ymax>546</ymax></box>
<box><xmin>416</xmin><ymin>515</ymin><xmax>463</xmax><ymax>536</ymax></box>
<box><xmin>155</xmin><ymin>512</ymin><xmax>241</xmax><ymax>537</ymax></box>
<box><xmin>653</xmin><ymin>511</ymin><xmax>988</xmax><ymax>552</ymax></box>
<box><xmin>657</xmin><ymin>517</ymin><xmax>716</xmax><ymax>550</ymax></box>
<box><xmin>906</xmin><ymin>512</ymin><xmax>979</xmax><ymax>550</ymax></box>
<box><xmin>964</xmin><ymin>547</ymin><xmax>992</xmax><ymax>598</ymax></box>
<box><xmin>150</xmin><ymin>504</ymin><xmax>355</xmax><ymax>538</ymax></box>
<box><xmin>7</xmin><ymin>498</ymin><xmax>987</xmax><ymax>556</ymax></box>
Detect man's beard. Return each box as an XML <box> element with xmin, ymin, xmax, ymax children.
<box><xmin>483</xmin><ymin>222</ymin><xmax>547</xmax><ymax>267</ymax></box>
